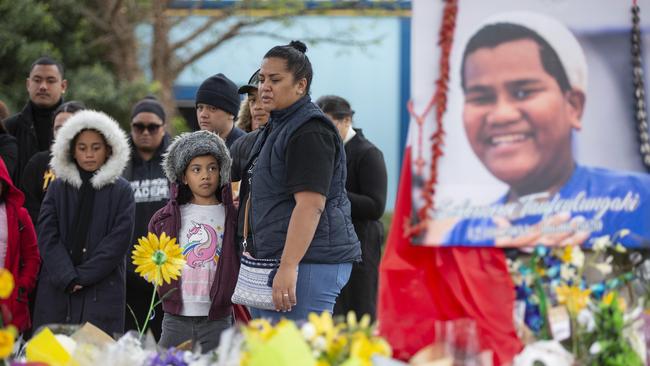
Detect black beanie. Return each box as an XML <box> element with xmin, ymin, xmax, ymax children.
<box><xmin>131</xmin><ymin>97</ymin><xmax>166</xmax><ymax>123</ymax></box>
<box><xmin>195</xmin><ymin>73</ymin><xmax>240</xmax><ymax>117</ymax></box>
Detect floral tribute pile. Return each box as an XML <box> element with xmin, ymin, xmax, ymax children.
<box><xmin>1</xmin><ymin>233</ymin><xmax>394</xmax><ymax>366</ymax></box>
<box><xmin>510</xmin><ymin>231</ymin><xmax>650</xmax><ymax>366</ymax></box>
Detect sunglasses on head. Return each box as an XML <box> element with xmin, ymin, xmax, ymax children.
<box><xmin>132</xmin><ymin>123</ymin><xmax>162</xmax><ymax>134</ymax></box>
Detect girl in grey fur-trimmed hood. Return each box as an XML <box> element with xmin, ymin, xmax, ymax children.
<box><xmin>33</xmin><ymin>109</ymin><xmax>135</xmax><ymax>336</ymax></box>
<box><xmin>149</xmin><ymin>130</ymin><xmax>242</xmax><ymax>352</ymax></box>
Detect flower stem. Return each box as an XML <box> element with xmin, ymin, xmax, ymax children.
<box><xmin>571</xmin><ymin>314</ymin><xmax>578</xmax><ymax>358</ymax></box>
<box><xmin>139</xmin><ymin>284</ymin><xmax>158</xmax><ymax>339</ymax></box>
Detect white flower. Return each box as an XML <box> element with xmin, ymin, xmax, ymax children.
<box><xmin>570</xmin><ymin>246</ymin><xmax>585</xmax><ymax>268</ymax></box>
<box><xmin>589</xmin><ymin>342</ymin><xmax>602</xmax><ymax>355</ymax></box>
<box><xmin>560</xmin><ymin>265</ymin><xmax>577</xmax><ymax>282</ymax></box>
<box><xmin>54</xmin><ymin>334</ymin><xmax>77</xmax><ymax>355</ymax></box>
<box><xmin>593</xmin><ymin>263</ymin><xmax>612</xmax><ymax>276</ymax></box>
<box><xmin>312</xmin><ymin>336</ymin><xmax>327</xmax><ymax>351</ymax></box>
<box><xmin>592</xmin><ymin>236</ymin><xmax>611</xmax><ymax>252</ymax></box>
<box><xmin>577</xmin><ymin>309</ymin><xmax>595</xmax><ymax>332</ymax></box>
<box><xmin>301</xmin><ymin>323</ymin><xmax>316</xmax><ymax>341</ymax></box>
<box><xmin>513</xmin><ymin>340</ymin><xmax>574</xmax><ymax>366</ymax></box>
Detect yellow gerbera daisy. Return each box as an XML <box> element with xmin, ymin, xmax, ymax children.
<box><xmin>131</xmin><ymin>232</ymin><xmax>185</xmax><ymax>286</ymax></box>
<box><xmin>0</xmin><ymin>269</ymin><xmax>14</xmax><ymax>299</ymax></box>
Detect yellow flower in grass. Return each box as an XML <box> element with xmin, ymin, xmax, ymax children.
<box><xmin>131</xmin><ymin>232</ymin><xmax>185</xmax><ymax>286</ymax></box>
<box><xmin>0</xmin><ymin>269</ymin><xmax>14</xmax><ymax>299</ymax></box>
<box><xmin>556</xmin><ymin>285</ymin><xmax>591</xmax><ymax>315</ymax></box>
<box><xmin>0</xmin><ymin>327</ymin><xmax>15</xmax><ymax>358</ymax></box>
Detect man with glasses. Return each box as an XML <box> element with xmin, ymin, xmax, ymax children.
<box><xmin>4</xmin><ymin>56</ymin><xmax>67</xmax><ymax>185</ymax></box>
<box><xmin>122</xmin><ymin>96</ymin><xmax>170</xmax><ymax>339</ymax></box>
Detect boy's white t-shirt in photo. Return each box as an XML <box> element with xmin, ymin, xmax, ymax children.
<box><xmin>178</xmin><ymin>203</ymin><xmax>225</xmax><ymax>316</ymax></box>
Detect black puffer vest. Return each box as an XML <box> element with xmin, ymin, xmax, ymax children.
<box><xmin>250</xmin><ymin>96</ymin><xmax>360</xmax><ymax>263</ymax></box>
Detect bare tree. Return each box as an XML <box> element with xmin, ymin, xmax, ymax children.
<box><xmin>80</xmin><ymin>0</ymin><xmax>387</xmax><ymax>130</ymax></box>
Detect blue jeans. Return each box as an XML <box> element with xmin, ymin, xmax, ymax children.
<box><xmin>250</xmin><ymin>262</ymin><xmax>352</xmax><ymax>322</ymax></box>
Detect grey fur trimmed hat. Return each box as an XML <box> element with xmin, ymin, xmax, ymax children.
<box><xmin>162</xmin><ymin>130</ymin><xmax>231</xmax><ymax>187</ymax></box>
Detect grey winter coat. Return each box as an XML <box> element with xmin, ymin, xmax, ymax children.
<box><xmin>33</xmin><ymin>110</ymin><xmax>135</xmax><ymax>337</ymax></box>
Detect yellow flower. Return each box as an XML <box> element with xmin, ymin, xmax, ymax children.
<box><xmin>562</xmin><ymin>246</ymin><xmax>573</xmax><ymax>263</ymax></box>
<box><xmin>350</xmin><ymin>333</ymin><xmax>391</xmax><ymax>366</ymax></box>
<box><xmin>0</xmin><ymin>269</ymin><xmax>14</xmax><ymax>299</ymax></box>
<box><xmin>131</xmin><ymin>232</ymin><xmax>185</xmax><ymax>286</ymax></box>
<box><xmin>246</xmin><ymin>318</ymin><xmax>277</xmax><ymax>342</ymax></box>
<box><xmin>556</xmin><ymin>285</ymin><xmax>591</xmax><ymax>315</ymax></box>
<box><xmin>309</xmin><ymin>312</ymin><xmax>335</xmax><ymax>336</ymax></box>
<box><xmin>0</xmin><ymin>327</ymin><xmax>15</xmax><ymax>358</ymax></box>
<box><xmin>602</xmin><ymin>292</ymin><xmax>627</xmax><ymax>312</ymax></box>
<box><xmin>346</xmin><ymin>311</ymin><xmax>372</xmax><ymax>332</ymax></box>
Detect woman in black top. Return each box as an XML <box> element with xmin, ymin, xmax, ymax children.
<box><xmin>246</xmin><ymin>41</ymin><xmax>360</xmax><ymax>321</ymax></box>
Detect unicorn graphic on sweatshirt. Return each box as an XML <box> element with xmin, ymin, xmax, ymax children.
<box><xmin>183</xmin><ymin>221</ymin><xmax>222</xmax><ymax>268</ymax></box>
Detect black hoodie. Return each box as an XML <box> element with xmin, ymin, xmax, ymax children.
<box><xmin>122</xmin><ymin>133</ymin><xmax>171</xmax><ymax>264</ymax></box>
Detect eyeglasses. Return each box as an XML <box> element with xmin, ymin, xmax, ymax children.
<box><xmin>132</xmin><ymin>123</ymin><xmax>163</xmax><ymax>134</ymax></box>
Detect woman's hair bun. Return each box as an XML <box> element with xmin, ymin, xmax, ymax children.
<box><xmin>288</xmin><ymin>40</ymin><xmax>307</xmax><ymax>53</ymax></box>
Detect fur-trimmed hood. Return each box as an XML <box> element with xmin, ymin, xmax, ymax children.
<box><xmin>50</xmin><ymin>110</ymin><xmax>130</xmax><ymax>189</ymax></box>
<box><xmin>162</xmin><ymin>130</ymin><xmax>231</xmax><ymax>187</ymax></box>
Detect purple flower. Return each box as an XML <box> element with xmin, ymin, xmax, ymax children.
<box><xmin>149</xmin><ymin>349</ymin><xmax>188</xmax><ymax>366</ymax></box>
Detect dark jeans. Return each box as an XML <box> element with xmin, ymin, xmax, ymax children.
<box><xmin>159</xmin><ymin>313</ymin><xmax>232</xmax><ymax>353</ymax></box>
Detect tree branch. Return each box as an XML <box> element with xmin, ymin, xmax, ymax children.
<box><xmin>236</xmin><ymin>30</ymin><xmax>382</xmax><ymax>48</ymax></box>
<box><xmin>78</xmin><ymin>4</ymin><xmax>112</xmax><ymax>32</ymax></box>
<box><xmin>173</xmin><ymin>18</ymin><xmax>270</xmax><ymax>74</ymax></box>
<box><xmin>169</xmin><ymin>11</ymin><xmax>234</xmax><ymax>52</ymax></box>
<box><xmin>109</xmin><ymin>0</ymin><xmax>124</xmax><ymax>21</ymax></box>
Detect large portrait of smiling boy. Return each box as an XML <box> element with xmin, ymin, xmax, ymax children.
<box><xmin>413</xmin><ymin>4</ymin><xmax>650</xmax><ymax>248</ymax></box>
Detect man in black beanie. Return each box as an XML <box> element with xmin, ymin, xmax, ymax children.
<box><xmin>195</xmin><ymin>73</ymin><xmax>246</xmax><ymax>148</ymax></box>
<box><xmin>122</xmin><ymin>96</ymin><xmax>170</xmax><ymax>340</ymax></box>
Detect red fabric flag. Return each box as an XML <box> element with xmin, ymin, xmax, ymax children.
<box><xmin>377</xmin><ymin>147</ymin><xmax>523</xmax><ymax>365</ymax></box>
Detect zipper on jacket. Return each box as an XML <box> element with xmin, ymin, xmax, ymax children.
<box><xmin>247</xmin><ymin>159</ymin><xmax>258</xmax><ymax>256</ymax></box>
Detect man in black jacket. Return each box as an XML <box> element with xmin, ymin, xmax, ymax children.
<box><xmin>122</xmin><ymin>97</ymin><xmax>170</xmax><ymax>339</ymax></box>
<box><xmin>317</xmin><ymin>95</ymin><xmax>388</xmax><ymax>321</ymax></box>
<box><xmin>4</xmin><ymin>57</ymin><xmax>67</xmax><ymax>185</ymax></box>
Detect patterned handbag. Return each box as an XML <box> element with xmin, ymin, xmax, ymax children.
<box><xmin>231</xmin><ymin>197</ymin><xmax>293</xmax><ymax>310</ymax></box>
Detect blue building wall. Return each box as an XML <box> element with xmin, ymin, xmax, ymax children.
<box><xmin>171</xmin><ymin>15</ymin><xmax>406</xmax><ymax>210</ymax></box>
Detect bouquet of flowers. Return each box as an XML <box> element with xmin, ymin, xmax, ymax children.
<box><xmin>241</xmin><ymin>312</ymin><xmax>391</xmax><ymax>366</ymax></box>
<box><xmin>510</xmin><ymin>231</ymin><xmax>648</xmax><ymax>365</ymax></box>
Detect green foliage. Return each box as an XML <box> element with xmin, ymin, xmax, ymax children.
<box><xmin>171</xmin><ymin>115</ymin><xmax>190</xmax><ymax>135</ymax></box>
<box><xmin>585</xmin><ymin>295</ymin><xmax>643</xmax><ymax>366</ymax></box>
<box><xmin>66</xmin><ymin>65</ymin><xmax>152</xmax><ymax>130</ymax></box>
<box><xmin>0</xmin><ymin>0</ymin><xmax>152</xmax><ymax>125</ymax></box>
